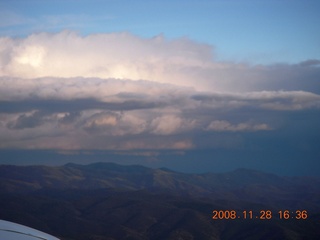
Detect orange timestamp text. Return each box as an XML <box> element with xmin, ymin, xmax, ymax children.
<box><xmin>212</xmin><ymin>210</ymin><xmax>308</xmax><ymax>220</ymax></box>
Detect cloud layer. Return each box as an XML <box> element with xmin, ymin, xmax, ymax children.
<box><xmin>2</xmin><ymin>31</ymin><xmax>320</xmax><ymax>93</ymax></box>
<box><xmin>0</xmin><ymin>31</ymin><xmax>319</xmax><ymax>151</ymax></box>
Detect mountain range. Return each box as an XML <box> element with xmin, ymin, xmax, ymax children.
<box><xmin>1</xmin><ymin>162</ymin><xmax>319</xmax><ymax>239</ymax></box>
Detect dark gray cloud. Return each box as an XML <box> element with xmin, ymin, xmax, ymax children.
<box><xmin>0</xmin><ymin>98</ymin><xmax>165</xmax><ymax>113</ymax></box>
<box><xmin>0</xmin><ymin>83</ymin><xmax>318</xmax><ymax>150</ymax></box>
<box><xmin>7</xmin><ymin>110</ymin><xmax>45</xmax><ymax>129</ymax></box>
<box><xmin>299</xmin><ymin>59</ymin><xmax>320</xmax><ymax>67</ymax></box>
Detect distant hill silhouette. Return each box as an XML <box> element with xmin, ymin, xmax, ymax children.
<box><xmin>1</xmin><ymin>162</ymin><xmax>320</xmax><ymax>239</ymax></box>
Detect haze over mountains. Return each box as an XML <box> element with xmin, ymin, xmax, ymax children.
<box><xmin>1</xmin><ymin>162</ymin><xmax>320</xmax><ymax>239</ymax></box>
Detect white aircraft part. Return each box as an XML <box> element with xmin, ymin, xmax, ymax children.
<box><xmin>0</xmin><ymin>220</ymin><xmax>60</xmax><ymax>240</ymax></box>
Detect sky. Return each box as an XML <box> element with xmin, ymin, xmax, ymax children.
<box><xmin>0</xmin><ymin>0</ymin><xmax>319</xmax><ymax>176</ymax></box>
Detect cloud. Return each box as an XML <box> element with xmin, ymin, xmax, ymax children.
<box><xmin>150</xmin><ymin>115</ymin><xmax>196</xmax><ymax>135</ymax></box>
<box><xmin>299</xmin><ymin>59</ymin><xmax>320</xmax><ymax>67</ymax></box>
<box><xmin>0</xmin><ymin>31</ymin><xmax>319</xmax><ymax>151</ymax></box>
<box><xmin>7</xmin><ymin>110</ymin><xmax>46</xmax><ymax>129</ymax></box>
<box><xmin>83</xmin><ymin>111</ymin><xmax>146</xmax><ymax>136</ymax></box>
<box><xmin>0</xmin><ymin>31</ymin><xmax>213</xmax><ymax>90</ymax></box>
<box><xmin>1</xmin><ymin>31</ymin><xmax>319</xmax><ymax>93</ymax></box>
<box><xmin>206</xmin><ymin>120</ymin><xmax>270</xmax><ymax>132</ymax></box>
<box><xmin>192</xmin><ymin>91</ymin><xmax>320</xmax><ymax>111</ymax></box>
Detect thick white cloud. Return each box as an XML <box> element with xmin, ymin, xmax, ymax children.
<box><xmin>0</xmin><ymin>31</ymin><xmax>214</xmax><ymax>90</ymax></box>
<box><xmin>1</xmin><ymin>31</ymin><xmax>319</xmax><ymax>93</ymax></box>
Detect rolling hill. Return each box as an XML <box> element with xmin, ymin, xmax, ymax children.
<box><xmin>1</xmin><ymin>162</ymin><xmax>320</xmax><ymax>239</ymax></box>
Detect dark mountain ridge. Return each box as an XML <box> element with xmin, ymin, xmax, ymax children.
<box><xmin>1</xmin><ymin>162</ymin><xmax>320</xmax><ymax>239</ymax></box>
<box><xmin>1</xmin><ymin>162</ymin><xmax>320</xmax><ymax>211</ymax></box>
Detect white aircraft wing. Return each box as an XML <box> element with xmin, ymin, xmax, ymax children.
<box><xmin>0</xmin><ymin>220</ymin><xmax>60</xmax><ymax>240</ymax></box>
